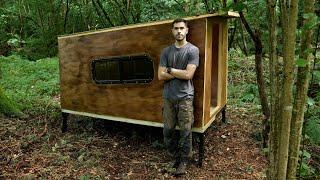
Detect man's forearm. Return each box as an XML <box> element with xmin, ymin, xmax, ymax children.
<box><xmin>170</xmin><ymin>68</ymin><xmax>193</xmax><ymax>80</ymax></box>
<box><xmin>159</xmin><ymin>70</ymin><xmax>175</xmax><ymax>81</ymax></box>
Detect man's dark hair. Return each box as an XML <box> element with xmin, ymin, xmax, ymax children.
<box><xmin>172</xmin><ymin>18</ymin><xmax>188</xmax><ymax>28</ymax></box>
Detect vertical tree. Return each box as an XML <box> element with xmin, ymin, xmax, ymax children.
<box><xmin>287</xmin><ymin>0</ymin><xmax>316</xmax><ymax>178</ymax></box>
<box><xmin>266</xmin><ymin>0</ymin><xmax>279</xmax><ymax>178</ymax></box>
<box><xmin>276</xmin><ymin>0</ymin><xmax>299</xmax><ymax>178</ymax></box>
<box><xmin>266</xmin><ymin>0</ymin><xmax>316</xmax><ymax>179</ymax></box>
<box><xmin>233</xmin><ymin>0</ymin><xmax>271</xmax><ymax>148</ymax></box>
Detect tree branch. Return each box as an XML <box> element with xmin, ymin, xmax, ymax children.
<box><xmin>96</xmin><ymin>0</ymin><xmax>115</xmax><ymax>26</ymax></box>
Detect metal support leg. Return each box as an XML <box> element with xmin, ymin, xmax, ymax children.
<box><xmin>198</xmin><ymin>133</ymin><xmax>205</xmax><ymax>167</ymax></box>
<box><xmin>61</xmin><ymin>112</ymin><xmax>68</xmax><ymax>133</ymax></box>
<box><xmin>222</xmin><ymin>105</ymin><xmax>227</xmax><ymax>123</ymax></box>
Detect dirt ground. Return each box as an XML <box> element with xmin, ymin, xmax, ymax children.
<box><xmin>0</xmin><ymin>104</ymin><xmax>267</xmax><ymax>179</ymax></box>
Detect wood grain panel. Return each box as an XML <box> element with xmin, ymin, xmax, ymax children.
<box><xmin>218</xmin><ymin>19</ymin><xmax>228</xmax><ymax>107</ymax></box>
<box><xmin>219</xmin><ymin>19</ymin><xmax>228</xmax><ymax>106</ymax></box>
<box><xmin>211</xmin><ymin>23</ymin><xmax>220</xmax><ymax>107</ymax></box>
<box><xmin>202</xmin><ymin>19</ymin><xmax>212</xmax><ymax>127</ymax></box>
<box><xmin>204</xmin><ymin>22</ymin><xmax>220</xmax><ymax>126</ymax></box>
<box><xmin>58</xmin><ymin>19</ymin><xmax>206</xmax><ymax>128</ymax></box>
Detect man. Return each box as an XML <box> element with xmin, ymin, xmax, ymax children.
<box><xmin>158</xmin><ymin>18</ymin><xmax>199</xmax><ymax>176</ymax></box>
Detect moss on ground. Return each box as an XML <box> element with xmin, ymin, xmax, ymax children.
<box><xmin>0</xmin><ymin>86</ymin><xmax>25</xmax><ymax>117</ymax></box>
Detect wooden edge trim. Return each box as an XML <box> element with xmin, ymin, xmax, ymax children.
<box><xmin>61</xmin><ymin>109</ymin><xmax>206</xmax><ymax>133</ymax></box>
<box><xmin>224</xmin><ymin>21</ymin><xmax>229</xmax><ymax>104</ymax></box>
<box><xmin>216</xmin><ymin>23</ymin><xmax>222</xmax><ymax>107</ymax></box>
<box><xmin>202</xmin><ymin>105</ymin><xmax>222</xmax><ymax>131</ymax></box>
<box><xmin>227</xmin><ymin>11</ymin><xmax>240</xmax><ymax>17</ymax></box>
<box><xmin>210</xmin><ymin>106</ymin><xmax>221</xmax><ymax>118</ymax></box>
<box><xmin>58</xmin><ymin>11</ymin><xmax>239</xmax><ymax>39</ymax></box>
<box><xmin>202</xmin><ymin>18</ymin><xmax>208</xmax><ymax>127</ymax></box>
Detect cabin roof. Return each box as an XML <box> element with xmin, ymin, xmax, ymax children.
<box><xmin>58</xmin><ymin>11</ymin><xmax>239</xmax><ymax>39</ymax></box>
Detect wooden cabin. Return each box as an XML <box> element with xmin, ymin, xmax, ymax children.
<box><xmin>58</xmin><ymin>12</ymin><xmax>239</xmax><ymax>134</ymax></box>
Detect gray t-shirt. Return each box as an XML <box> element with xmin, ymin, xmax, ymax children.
<box><xmin>159</xmin><ymin>42</ymin><xmax>199</xmax><ymax>100</ymax></box>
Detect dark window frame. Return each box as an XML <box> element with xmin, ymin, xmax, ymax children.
<box><xmin>91</xmin><ymin>54</ymin><xmax>154</xmax><ymax>84</ymax></box>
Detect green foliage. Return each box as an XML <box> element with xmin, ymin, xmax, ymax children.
<box><xmin>299</xmin><ymin>150</ymin><xmax>316</xmax><ymax>177</ymax></box>
<box><xmin>301</xmin><ymin>13</ymin><xmax>320</xmax><ymax>31</ymax></box>
<box><xmin>21</xmin><ymin>34</ymin><xmax>58</xmax><ymax>60</ymax></box>
<box><xmin>0</xmin><ymin>12</ymin><xmax>13</xmax><ymax>56</ymax></box>
<box><xmin>305</xmin><ymin>109</ymin><xmax>320</xmax><ymax>145</ymax></box>
<box><xmin>240</xmin><ymin>84</ymin><xmax>259</xmax><ymax>103</ymax></box>
<box><xmin>296</xmin><ymin>58</ymin><xmax>308</xmax><ymax>67</ymax></box>
<box><xmin>0</xmin><ymin>55</ymin><xmax>60</xmax><ymax>116</ymax></box>
<box><xmin>228</xmin><ymin>49</ymin><xmax>262</xmax><ymax>106</ymax></box>
<box><xmin>0</xmin><ymin>0</ymin><xmax>216</xmax><ymax>59</ymax></box>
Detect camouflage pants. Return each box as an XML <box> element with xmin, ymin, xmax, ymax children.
<box><xmin>163</xmin><ymin>98</ymin><xmax>194</xmax><ymax>162</ymax></box>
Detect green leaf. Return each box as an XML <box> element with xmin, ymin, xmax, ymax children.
<box><xmin>303</xmin><ymin>13</ymin><xmax>316</xmax><ymax>20</ymax></box>
<box><xmin>302</xmin><ymin>21</ymin><xmax>319</xmax><ymax>31</ymax></box>
<box><xmin>307</xmin><ymin>97</ymin><xmax>315</xmax><ymax>106</ymax></box>
<box><xmin>226</xmin><ymin>0</ymin><xmax>233</xmax><ymax>7</ymax></box>
<box><xmin>302</xmin><ymin>16</ymin><xmax>320</xmax><ymax>31</ymax></box>
<box><xmin>232</xmin><ymin>2</ymin><xmax>246</xmax><ymax>12</ymax></box>
<box><xmin>296</xmin><ymin>58</ymin><xmax>308</xmax><ymax>67</ymax></box>
<box><xmin>303</xmin><ymin>150</ymin><xmax>311</xmax><ymax>159</ymax></box>
<box><xmin>313</xmin><ymin>71</ymin><xmax>320</xmax><ymax>79</ymax></box>
<box><xmin>304</xmin><ymin>48</ymin><xmax>314</xmax><ymax>55</ymax></box>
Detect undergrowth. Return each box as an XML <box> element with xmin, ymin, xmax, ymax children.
<box><xmin>228</xmin><ymin>48</ymin><xmax>266</xmax><ymax>113</ymax></box>
<box><xmin>228</xmin><ymin>48</ymin><xmax>320</xmax><ymax>178</ymax></box>
<box><xmin>0</xmin><ymin>54</ymin><xmax>60</xmax><ymax>118</ymax></box>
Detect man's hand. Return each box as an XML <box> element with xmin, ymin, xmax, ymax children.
<box><xmin>158</xmin><ymin>66</ymin><xmax>175</xmax><ymax>81</ymax></box>
<box><xmin>170</xmin><ymin>64</ymin><xmax>197</xmax><ymax>80</ymax></box>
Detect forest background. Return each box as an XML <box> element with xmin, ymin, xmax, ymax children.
<box><xmin>0</xmin><ymin>0</ymin><xmax>319</xmax><ymax>179</ymax></box>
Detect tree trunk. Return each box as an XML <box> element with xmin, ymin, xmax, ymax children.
<box><xmin>233</xmin><ymin>0</ymin><xmax>271</xmax><ymax>148</ymax></box>
<box><xmin>266</xmin><ymin>0</ymin><xmax>280</xmax><ymax>179</ymax></box>
<box><xmin>287</xmin><ymin>0</ymin><xmax>315</xmax><ymax>178</ymax></box>
<box><xmin>96</xmin><ymin>0</ymin><xmax>115</xmax><ymax>26</ymax></box>
<box><xmin>276</xmin><ymin>0</ymin><xmax>299</xmax><ymax>179</ymax></box>
<box><xmin>92</xmin><ymin>0</ymin><xmax>109</xmax><ymax>27</ymax></box>
<box><xmin>113</xmin><ymin>0</ymin><xmax>129</xmax><ymax>25</ymax></box>
<box><xmin>64</xmin><ymin>0</ymin><xmax>70</xmax><ymax>33</ymax></box>
<box><xmin>239</xmin><ymin>20</ymin><xmax>248</xmax><ymax>56</ymax></box>
<box><xmin>222</xmin><ymin>0</ymin><xmax>227</xmax><ymax>8</ymax></box>
<box><xmin>228</xmin><ymin>20</ymin><xmax>237</xmax><ymax>50</ymax></box>
<box><xmin>253</xmin><ymin>30</ymin><xmax>271</xmax><ymax>148</ymax></box>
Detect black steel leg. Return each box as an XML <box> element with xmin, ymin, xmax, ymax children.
<box><xmin>222</xmin><ymin>105</ymin><xmax>227</xmax><ymax>123</ymax></box>
<box><xmin>198</xmin><ymin>133</ymin><xmax>205</xmax><ymax>167</ymax></box>
<box><xmin>61</xmin><ymin>112</ymin><xmax>68</xmax><ymax>133</ymax></box>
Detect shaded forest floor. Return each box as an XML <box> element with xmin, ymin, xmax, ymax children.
<box><xmin>0</xmin><ymin>103</ymin><xmax>267</xmax><ymax>179</ymax></box>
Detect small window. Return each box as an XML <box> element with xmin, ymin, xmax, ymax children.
<box><xmin>91</xmin><ymin>54</ymin><xmax>154</xmax><ymax>84</ymax></box>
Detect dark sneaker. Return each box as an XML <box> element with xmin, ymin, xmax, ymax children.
<box><xmin>174</xmin><ymin>162</ymin><xmax>187</xmax><ymax>176</ymax></box>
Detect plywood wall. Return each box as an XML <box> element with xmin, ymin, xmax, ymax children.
<box><xmin>58</xmin><ymin>19</ymin><xmax>206</xmax><ymax>128</ymax></box>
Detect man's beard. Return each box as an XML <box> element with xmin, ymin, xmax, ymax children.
<box><xmin>175</xmin><ymin>34</ymin><xmax>185</xmax><ymax>41</ymax></box>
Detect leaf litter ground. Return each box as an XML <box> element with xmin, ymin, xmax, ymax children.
<box><xmin>0</xmin><ymin>104</ymin><xmax>268</xmax><ymax>179</ymax></box>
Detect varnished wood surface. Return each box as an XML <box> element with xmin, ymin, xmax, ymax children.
<box><xmin>220</xmin><ymin>20</ymin><xmax>228</xmax><ymax>106</ymax></box>
<box><xmin>208</xmin><ymin>18</ymin><xmax>228</xmax><ymax>122</ymax></box>
<box><xmin>202</xmin><ymin>19</ymin><xmax>212</xmax><ymax>127</ymax></box>
<box><xmin>59</xmin><ymin>18</ymin><xmax>206</xmax><ymax>128</ymax></box>
<box><xmin>204</xmin><ymin>22</ymin><xmax>220</xmax><ymax>126</ymax></box>
<box><xmin>59</xmin><ymin>15</ymin><xmax>233</xmax><ymax>130</ymax></box>
<box><xmin>211</xmin><ymin>23</ymin><xmax>220</xmax><ymax>108</ymax></box>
